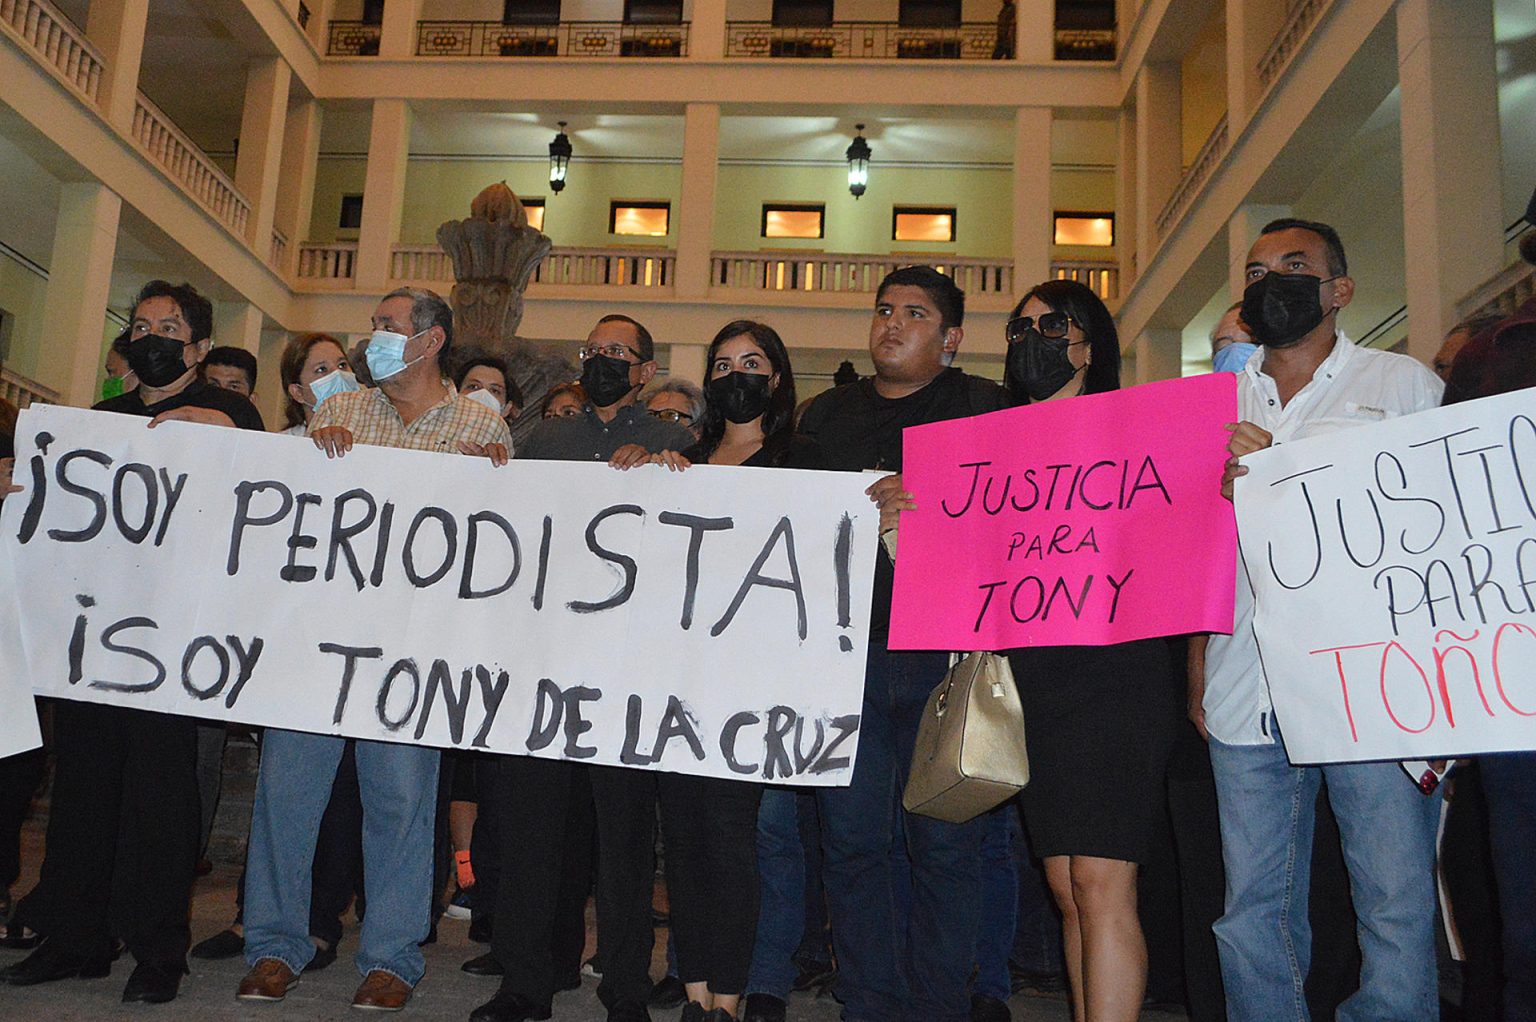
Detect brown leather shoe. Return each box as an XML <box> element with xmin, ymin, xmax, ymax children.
<box><xmin>236</xmin><ymin>959</ymin><xmax>299</xmax><ymax>1001</ymax></box>
<box><xmin>351</xmin><ymin>970</ymin><xmax>413</xmax><ymax>1012</ymax></box>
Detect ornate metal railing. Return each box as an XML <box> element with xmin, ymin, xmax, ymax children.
<box><xmin>131</xmin><ymin>94</ymin><xmax>252</xmax><ymax>237</ymax></box>
<box><xmin>296</xmin><ymin>241</ymin><xmax>358</xmax><ymax>281</ymax></box>
<box><xmin>1053</xmin><ymin>27</ymin><xmax>1115</xmax><ymax>61</ymax></box>
<box><xmin>711</xmin><ymin>251</ymin><xmax>1012</xmax><ymax>294</ymax></box>
<box><xmin>535</xmin><ymin>247</ymin><xmax>674</xmax><ymax>287</ymax></box>
<box><xmin>725</xmin><ymin>21</ymin><xmax>996</xmax><ymax>59</ymax></box>
<box><xmin>416</xmin><ymin>20</ymin><xmax>689</xmax><ymax>57</ymax></box>
<box><xmin>1257</xmin><ymin>0</ymin><xmax>1330</xmax><ymax>88</ymax></box>
<box><xmin>327</xmin><ymin>20</ymin><xmax>381</xmax><ymax>55</ymax></box>
<box><xmin>1050</xmin><ymin>259</ymin><xmax>1118</xmax><ymax>300</ymax></box>
<box><xmin>0</xmin><ymin>0</ymin><xmax>104</xmax><ymax>101</ymax></box>
<box><xmin>0</xmin><ymin>366</ymin><xmax>59</xmax><ymax>409</ymax></box>
<box><xmin>1154</xmin><ymin>115</ymin><xmax>1229</xmax><ymax>240</ymax></box>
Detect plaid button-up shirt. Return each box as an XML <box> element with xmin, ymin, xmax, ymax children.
<box><xmin>308</xmin><ymin>383</ymin><xmax>512</xmax><ymax>454</ymax></box>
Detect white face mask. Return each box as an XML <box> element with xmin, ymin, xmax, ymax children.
<box><xmin>462</xmin><ymin>387</ymin><xmax>506</xmax><ymax>418</ymax></box>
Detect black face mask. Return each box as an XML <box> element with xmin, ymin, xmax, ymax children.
<box><xmin>580</xmin><ymin>354</ymin><xmax>635</xmax><ymax>408</ymax></box>
<box><xmin>1241</xmin><ymin>272</ymin><xmax>1335</xmax><ymax>348</ymax></box>
<box><xmin>706</xmin><ymin>371</ymin><xmax>773</xmax><ymax>424</ymax></box>
<box><xmin>1005</xmin><ymin>329</ymin><xmax>1086</xmax><ymax>402</ymax></box>
<box><xmin>124</xmin><ymin>334</ymin><xmax>196</xmax><ymax>389</ymax></box>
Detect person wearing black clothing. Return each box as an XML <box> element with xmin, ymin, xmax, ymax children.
<box><xmin>797</xmin><ymin>267</ymin><xmax>1008</xmax><ymax>1022</ymax></box>
<box><xmin>471</xmin><ymin>314</ymin><xmax>692</xmax><ymax>1022</ymax></box>
<box><xmin>3</xmin><ymin>281</ymin><xmax>264</xmax><ymax>1005</ymax></box>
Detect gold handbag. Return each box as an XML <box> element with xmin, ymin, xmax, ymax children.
<box><xmin>903</xmin><ymin>651</ymin><xmax>1029</xmax><ymax>823</ymax></box>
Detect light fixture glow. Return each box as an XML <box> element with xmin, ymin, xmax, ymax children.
<box><xmin>548</xmin><ymin>121</ymin><xmax>572</xmax><ymax>195</ymax></box>
<box><xmin>846</xmin><ymin>123</ymin><xmax>871</xmax><ymax>199</ymax></box>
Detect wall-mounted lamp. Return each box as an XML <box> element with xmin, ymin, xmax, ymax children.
<box><xmin>846</xmin><ymin>123</ymin><xmax>871</xmax><ymax>199</ymax></box>
<box><xmin>548</xmin><ymin>121</ymin><xmax>572</xmax><ymax>195</ymax></box>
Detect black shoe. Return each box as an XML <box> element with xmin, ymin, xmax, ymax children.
<box><xmin>971</xmin><ymin>993</ymin><xmax>1012</xmax><ymax>1022</ymax></box>
<box><xmin>606</xmin><ymin>998</ymin><xmax>652</xmax><ymax>1022</ymax></box>
<box><xmin>190</xmin><ymin>928</ymin><xmax>244</xmax><ymax>960</ymax></box>
<box><xmin>462</xmin><ymin>952</ymin><xmax>505</xmax><ymax>976</ymax></box>
<box><xmin>468</xmin><ymin>916</ymin><xmax>494</xmax><ymax>944</ymax></box>
<box><xmin>648</xmin><ymin>975</ymin><xmax>686</xmax><ymax>1009</ymax></box>
<box><xmin>792</xmin><ymin>957</ymin><xmax>836</xmax><ymax>995</ymax></box>
<box><xmin>308</xmin><ymin>940</ymin><xmax>338</xmax><ymax>972</ymax></box>
<box><xmin>702</xmin><ymin>1010</ymin><xmax>735</xmax><ymax>1022</ymax></box>
<box><xmin>4</xmin><ymin>943</ymin><xmax>98</xmax><ymax>986</ymax></box>
<box><xmin>121</xmin><ymin>961</ymin><xmax>184</xmax><ymax>1004</ymax></box>
<box><xmin>743</xmin><ymin>992</ymin><xmax>787</xmax><ymax>1022</ymax></box>
<box><xmin>469</xmin><ymin>988</ymin><xmax>553</xmax><ymax>1022</ymax></box>
<box><xmin>680</xmin><ymin>1003</ymin><xmax>705</xmax><ymax>1022</ymax></box>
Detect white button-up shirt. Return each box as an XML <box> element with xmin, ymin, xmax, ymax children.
<box><xmin>1202</xmin><ymin>332</ymin><xmax>1444</xmax><ymax>745</ymax></box>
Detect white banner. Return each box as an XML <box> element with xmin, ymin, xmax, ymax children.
<box><xmin>1236</xmin><ymin>388</ymin><xmax>1536</xmax><ymax>763</ymax></box>
<box><xmin>0</xmin><ymin>406</ymin><xmax>878</xmax><ymax>783</ymax></box>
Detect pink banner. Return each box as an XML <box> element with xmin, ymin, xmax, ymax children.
<box><xmin>889</xmin><ymin>374</ymin><xmax>1238</xmax><ymax>650</ymax></box>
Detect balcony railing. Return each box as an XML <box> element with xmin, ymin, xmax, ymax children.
<box><xmin>1053</xmin><ymin>27</ymin><xmax>1115</xmax><ymax>61</ymax></box>
<box><xmin>1051</xmin><ymin>259</ymin><xmax>1118</xmax><ymax>300</ymax></box>
<box><xmin>534</xmin><ymin>247</ymin><xmax>674</xmax><ymax>287</ymax></box>
<box><xmin>327</xmin><ymin>20</ymin><xmax>381</xmax><ymax>55</ymax></box>
<box><xmin>391</xmin><ymin>244</ymin><xmax>451</xmax><ymax>281</ymax></box>
<box><xmin>1</xmin><ymin>365</ymin><xmax>59</xmax><ymax>409</ymax></box>
<box><xmin>131</xmin><ymin>94</ymin><xmax>252</xmax><ymax>238</ymax></box>
<box><xmin>1154</xmin><ymin>115</ymin><xmax>1229</xmax><ymax>240</ymax></box>
<box><xmin>725</xmin><ymin>21</ymin><xmax>996</xmax><ymax>60</ymax></box>
<box><xmin>297</xmin><ymin>241</ymin><xmax>358</xmax><ymax>281</ymax></box>
<box><xmin>1257</xmin><ymin>0</ymin><xmax>1330</xmax><ymax>89</ymax></box>
<box><xmin>0</xmin><ymin>0</ymin><xmax>104</xmax><ymax>102</ymax></box>
<box><xmin>712</xmin><ymin>252</ymin><xmax>1013</xmax><ymax>294</ymax></box>
<box><xmin>269</xmin><ymin>227</ymin><xmax>288</xmax><ymax>272</ymax></box>
<box><xmin>417</xmin><ymin>20</ymin><xmax>689</xmax><ymax>57</ymax></box>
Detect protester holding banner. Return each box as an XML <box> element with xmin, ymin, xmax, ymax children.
<box><xmin>278</xmin><ymin>332</ymin><xmax>359</xmax><ymax>435</ymax></box>
<box><xmin>237</xmin><ymin>287</ymin><xmax>512</xmax><ymax>1012</ymax></box>
<box><xmin>797</xmin><ymin>266</ymin><xmax>1008</xmax><ymax>1022</ymax></box>
<box><xmin>987</xmin><ymin>277</ymin><xmax>1179</xmax><ymax>1022</ymax></box>
<box><xmin>1196</xmin><ymin>219</ymin><xmax>1444</xmax><ymax>1022</ymax></box>
<box><xmin>3</xmin><ymin>280</ymin><xmax>264</xmax><ymax>1005</ymax></box>
<box><xmin>646</xmin><ymin>319</ymin><xmax>809</xmax><ymax>1022</ymax></box>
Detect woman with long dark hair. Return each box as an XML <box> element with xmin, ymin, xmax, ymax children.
<box><xmin>1000</xmin><ymin>278</ymin><xmax>1179</xmax><ymax>1022</ymax></box>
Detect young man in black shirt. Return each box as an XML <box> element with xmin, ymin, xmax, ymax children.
<box><xmin>4</xmin><ymin>281</ymin><xmax>264</xmax><ymax>1005</ymax></box>
<box><xmin>795</xmin><ymin>266</ymin><xmax>1008</xmax><ymax>1022</ymax></box>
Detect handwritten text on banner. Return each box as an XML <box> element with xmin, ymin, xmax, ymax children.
<box><xmin>0</xmin><ymin>406</ymin><xmax>878</xmax><ymax>783</ymax></box>
<box><xmin>889</xmin><ymin>374</ymin><xmax>1238</xmax><ymax>650</ymax></box>
<box><xmin>1236</xmin><ymin>388</ymin><xmax>1536</xmax><ymax>763</ymax></box>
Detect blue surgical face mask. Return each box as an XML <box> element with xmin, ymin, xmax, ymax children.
<box><xmin>1213</xmin><ymin>341</ymin><xmax>1258</xmax><ymax>374</ymax></box>
<box><xmin>365</xmin><ymin>328</ymin><xmax>427</xmax><ymax>382</ymax></box>
<box><xmin>309</xmin><ymin>368</ymin><xmax>361</xmax><ymax>407</ymax></box>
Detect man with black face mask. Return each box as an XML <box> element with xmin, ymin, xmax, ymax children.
<box><xmin>3</xmin><ymin>280</ymin><xmax>263</xmax><ymax>1006</ymax></box>
<box><xmin>1189</xmin><ymin>220</ymin><xmax>1444</xmax><ymax>1022</ymax></box>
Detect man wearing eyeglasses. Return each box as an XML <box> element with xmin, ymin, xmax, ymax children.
<box><xmin>469</xmin><ymin>314</ymin><xmax>692</xmax><ymax>1022</ymax></box>
<box><xmin>641</xmin><ymin>379</ymin><xmax>705</xmax><ymax>440</ymax></box>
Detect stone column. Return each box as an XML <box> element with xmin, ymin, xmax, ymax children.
<box><xmin>667</xmin><ymin>343</ymin><xmax>708</xmax><ymax>386</ymax></box>
<box><xmin>1134</xmin><ymin>62</ymin><xmax>1181</xmax><ymax>266</ymax></box>
<box><xmin>379</xmin><ymin>0</ymin><xmax>422</xmax><ymax>58</ymax></box>
<box><xmin>85</xmin><ymin>0</ymin><xmax>150</xmax><ymax>132</ymax></box>
<box><xmin>691</xmin><ymin>0</ymin><xmax>726</xmax><ymax>60</ymax></box>
<box><xmin>273</xmin><ymin>99</ymin><xmax>324</xmax><ymax>278</ymax></box>
<box><xmin>42</xmin><ymin>183</ymin><xmax>122</xmax><ymax>407</ymax></box>
<box><xmin>674</xmin><ymin>102</ymin><xmax>721</xmax><ymax>300</ymax></box>
<box><xmin>234</xmin><ymin>57</ymin><xmax>293</xmax><ymax>251</ymax></box>
<box><xmin>1134</xmin><ymin>328</ymin><xmax>1182</xmax><ymax>385</ymax></box>
<box><xmin>1016</xmin><ymin>0</ymin><xmax>1052</xmax><ymax>63</ymax></box>
<box><xmin>1224</xmin><ymin>0</ymin><xmax>1287</xmax><ymax>135</ymax></box>
<box><xmin>355</xmin><ymin>98</ymin><xmax>412</xmax><ymax>292</ymax></box>
<box><xmin>1226</xmin><ymin>203</ymin><xmax>1290</xmax><ymax>305</ymax></box>
<box><xmin>1012</xmin><ymin>106</ymin><xmax>1053</xmax><ymax>299</ymax></box>
<box><xmin>1397</xmin><ymin>0</ymin><xmax>1503</xmax><ymax>364</ymax></box>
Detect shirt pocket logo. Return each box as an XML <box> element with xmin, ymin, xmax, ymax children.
<box><xmin>1343</xmin><ymin>401</ymin><xmax>1388</xmax><ymax>421</ymax></box>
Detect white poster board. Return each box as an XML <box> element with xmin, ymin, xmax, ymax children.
<box><xmin>0</xmin><ymin>406</ymin><xmax>879</xmax><ymax>783</ymax></box>
<box><xmin>1236</xmin><ymin>388</ymin><xmax>1536</xmax><ymax>763</ymax></box>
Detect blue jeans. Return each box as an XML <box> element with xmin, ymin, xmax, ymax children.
<box><xmin>973</xmin><ymin>802</ymin><xmax>1020</xmax><ymax>1001</ymax></box>
<box><xmin>817</xmin><ymin>645</ymin><xmax>986</xmax><ymax>1022</ymax></box>
<box><xmin>746</xmin><ymin>787</ymin><xmax>805</xmax><ymax>999</ymax></box>
<box><xmin>244</xmin><ymin>729</ymin><xmax>439</xmax><ymax>985</ymax></box>
<box><xmin>1208</xmin><ymin>725</ymin><xmax>1439</xmax><ymax>1022</ymax></box>
<box><xmin>1479</xmin><ymin>751</ymin><xmax>1536</xmax><ymax>1022</ymax></box>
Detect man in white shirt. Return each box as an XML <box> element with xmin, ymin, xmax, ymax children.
<box><xmin>1189</xmin><ymin>219</ymin><xmax>1444</xmax><ymax>1022</ymax></box>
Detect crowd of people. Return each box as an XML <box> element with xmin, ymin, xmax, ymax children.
<box><xmin>0</xmin><ymin>213</ymin><xmax>1532</xmax><ymax>1022</ymax></box>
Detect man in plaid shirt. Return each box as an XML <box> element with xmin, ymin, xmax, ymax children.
<box><xmin>236</xmin><ymin>288</ymin><xmax>510</xmax><ymax>1012</ymax></box>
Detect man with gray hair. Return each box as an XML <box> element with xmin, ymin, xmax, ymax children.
<box><xmin>236</xmin><ymin>287</ymin><xmax>511</xmax><ymax>1012</ymax></box>
<box><xmin>641</xmin><ymin>378</ymin><xmax>705</xmax><ymax>439</ymax></box>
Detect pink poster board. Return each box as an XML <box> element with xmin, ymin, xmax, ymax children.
<box><xmin>889</xmin><ymin>374</ymin><xmax>1238</xmax><ymax>650</ymax></box>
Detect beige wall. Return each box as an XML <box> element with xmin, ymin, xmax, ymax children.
<box><xmin>1180</xmin><ymin>12</ymin><xmax>1228</xmax><ymax>167</ymax></box>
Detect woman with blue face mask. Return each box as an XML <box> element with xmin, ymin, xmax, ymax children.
<box><xmin>279</xmin><ymin>333</ymin><xmax>359</xmax><ymax>436</ymax></box>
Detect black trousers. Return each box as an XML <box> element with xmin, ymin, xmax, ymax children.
<box><xmin>658</xmin><ymin>772</ymin><xmax>763</xmax><ymax>993</ymax></box>
<box><xmin>15</xmin><ymin>701</ymin><xmax>199</xmax><ymax>966</ymax></box>
<box><xmin>0</xmin><ymin>743</ymin><xmax>46</xmax><ymax>892</ymax></box>
<box><xmin>589</xmin><ymin>763</ymin><xmax>659</xmax><ymax>1007</ymax></box>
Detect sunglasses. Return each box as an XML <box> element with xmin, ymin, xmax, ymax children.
<box><xmin>1005</xmin><ymin>311</ymin><xmax>1077</xmax><ymax>343</ymax></box>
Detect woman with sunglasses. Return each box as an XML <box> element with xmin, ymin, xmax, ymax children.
<box><xmin>649</xmin><ymin>320</ymin><xmax>811</xmax><ymax>1022</ymax></box>
<box><xmin>1000</xmin><ymin>279</ymin><xmax>1178</xmax><ymax>1022</ymax></box>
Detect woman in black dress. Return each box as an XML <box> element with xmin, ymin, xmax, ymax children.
<box><xmin>1002</xmin><ymin>279</ymin><xmax>1178</xmax><ymax>1022</ymax></box>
